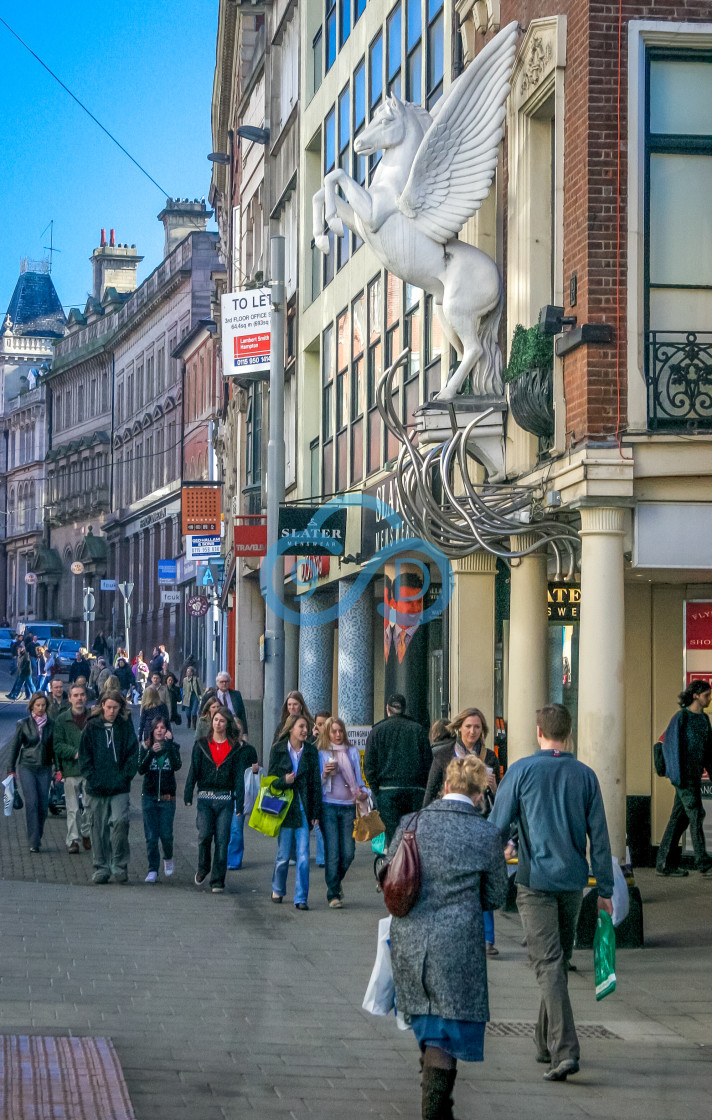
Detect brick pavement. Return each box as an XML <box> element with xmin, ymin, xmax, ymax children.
<box><xmin>1</xmin><ymin>688</ymin><xmax>711</xmax><ymax>1119</ymax></box>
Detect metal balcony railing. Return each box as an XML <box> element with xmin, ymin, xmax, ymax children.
<box><xmin>646</xmin><ymin>331</ymin><xmax>712</xmax><ymax>430</ymax></box>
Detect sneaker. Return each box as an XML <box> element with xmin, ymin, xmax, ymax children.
<box><xmin>212</xmin><ymin>886</ymin><xmax>225</xmax><ymax>894</ymax></box>
<box><xmin>145</xmin><ymin>871</ymin><xmax>158</xmax><ymax>883</ymax></box>
<box><xmin>195</xmin><ymin>871</ymin><xmax>207</xmax><ymax>886</ymax></box>
<box><xmin>111</xmin><ymin>871</ymin><xmax>128</xmax><ymax>884</ymax></box>
<box><xmin>67</xmin><ymin>842</ymin><xmax>80</xmax><ymax>854</ymax></box>
<box><xmin>29</xmin><ymin>846</ymin><xmax>40</xmax><ymax>854</ymax></box>
<box><xmin>92</xmin><ymin>872</ymin><xmax>110</xmax><ymax>885</ymax></box>
<box><xmin>82</xmin><ymin>837</ymin><xmax>92</xmax><ymax>851</ymax></box>
<box><xmin>544</xmin><ymin>1058</ymin><xmax>580</xmax><ymax>1082</ymax></box>
<box><xmin>656</xmin><ymin>867</ymin><xmax>689</xmax><ymax>877</ymax></box>
<box><xmin>163</xmin><ymin>860</ymin><xmax>174</xmax><ymax>877</ymax></box>
<box><xmin>486</xmin><ymin>943</ymin><xmax>500</xmax><ymax>957</ymax></box>
<box><xmin>329</xmin><ymin>898</ymin><xmax>343</xmax><ymax>909</ymax></box>
<box><xmin>294</xmin><ymin>902</ymin><xmax>309</xmax><ymax>911</ymax></box>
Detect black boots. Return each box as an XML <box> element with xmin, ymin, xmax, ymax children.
<box><xmin>421</xmin><ymin>1067</ymin><xmax>457</xmax><ymax>1119</ymax></box>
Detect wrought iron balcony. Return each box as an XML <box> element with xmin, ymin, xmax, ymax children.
<box><xmin>646</xmin><ymin>331</ymin><xmax>712</xmax><ymax>431</ymax></box>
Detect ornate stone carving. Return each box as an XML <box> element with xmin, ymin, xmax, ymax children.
<box><xmin>520</xmin><ymin>35</ymin><xmax>553</xmax><ymax>99</ymax></box>
<box><xmin>313</xmin><ymin>21</ymin><xmax>519</xmax><ymax>402</ymax></box>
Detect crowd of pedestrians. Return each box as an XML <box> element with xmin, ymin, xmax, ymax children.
<box><xmin>5</xmin><ymin>643</ymin><xmax>712</xmax><ymax>1118</ymax></box>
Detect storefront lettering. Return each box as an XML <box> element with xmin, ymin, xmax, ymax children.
<box><xmin>547</xmin><ymin>584</ymin><xmax>581</xmax><ymax>623</ymax></box>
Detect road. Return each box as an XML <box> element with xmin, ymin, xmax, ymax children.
<box><xmin>0</xmin><ymin>670</ymin><xmax>711</xmax><ymax>1119</ymax></box>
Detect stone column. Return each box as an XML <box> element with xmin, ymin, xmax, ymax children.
<box><xmin>507</xmin><ymin>534</ymin><xmax>549</xmax><ymax>764</ymax></box>
<box><xmin>298</xmin><ymin>588</ymin><xmax>335</xmax><ymax>716</ymax></box>
<box><xmin>449</xmin><ymin>551</ymin><xmax>498</xmax><ymax>730</ymax></box>
<box><xmin>338</xmin><ymin>574</ymin><xmax>374</xmax><ymax>725</ymax></box>
<box><xmin>578</xmin><ymin>507</ymin><xmax>627</xmax><ymax>862</ymax></box>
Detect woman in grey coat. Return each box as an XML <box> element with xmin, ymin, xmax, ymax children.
<box><xmin>388</xmin><ymin>753</ymin><xmax>508</xmax><ymax>1119</ymax></box>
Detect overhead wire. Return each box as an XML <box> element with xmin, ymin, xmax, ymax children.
<box><xmin>0</xmin><ymin>15</ymin><xmax>170</xmax><ymax>197</ymax></box>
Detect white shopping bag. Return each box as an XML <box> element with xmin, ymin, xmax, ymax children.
<box><xmin>611</xmin><ymin>856</ymin><xmax>630</xmax><ymax>927</ymax></box>
<box><xmin>3</xmin><ymin>775</ymin><xmax>15</xmax><ymax>817</ymax></box>
<box><xmin>243</xmin><ymin>767</ymin><xmax>263</xmax><ymax>818</ymax></box>
<box><xmin>362</xmin><ymin>916</ymin><xmax>395</xmax><ymax>1016</ymax></box>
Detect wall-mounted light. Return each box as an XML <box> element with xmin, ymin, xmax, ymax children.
<box><xmin>236</xmin><ymin>125</ymin><xmax>270</xmax><ymax>145</ymax></box>
<box><xmin>207</xmin><ymin>152</ymin><xmax>230</xmax><ymax>165</ymax></box>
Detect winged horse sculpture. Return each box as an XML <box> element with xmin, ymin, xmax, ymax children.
<box><xmin>313</xmin><ymin>21</ymin><xmax>519</xmax><ymax>402</ymax></box>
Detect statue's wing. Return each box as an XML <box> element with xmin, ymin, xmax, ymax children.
<box><xmin>397</xmin><ymin>21</ymin><xmax>519</xmax><ymax>244</ymax></box>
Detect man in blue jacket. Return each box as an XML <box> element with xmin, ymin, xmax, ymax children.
<box><xmin>490</xmin><ymin>703</ymin><xmax>613</xmax><ymax>1083</ymax></box>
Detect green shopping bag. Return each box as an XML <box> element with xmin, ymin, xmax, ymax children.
<box><xmin>248</xmin><ymin>776</ymin><xmax>293</xmax><ymax>838</ymax></box>
<box><xmin>593</xmin><ymin>910</ymin><xmax>616</xmax><ymax>1001</ymax></box>
<box><xmin>371</xmin><ymin>832</ymin><xmax>387</xmax><ymax>855</ymax></box>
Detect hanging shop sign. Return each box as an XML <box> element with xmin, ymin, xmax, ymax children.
<box><xmin>547</xmin><ymin>583</ymin><xmax>581</xmax><ymax>623</ymax></box>
<box><xmin>157</xmin><ymin>559</ymin><xmax>177</xmax><ymax>583</ymax></box>
<box><xmin>683</xmin><ymin>601</ymin><xmax>712</xmax><ymax>800</ymax></box>
<box><xmin>24</xmin><ymin>572</ymin><xmax>38</xmax><ymax>585</ymax></box>
<box><xmin>186</xmin><ymin>594</ymin><xmax>210</xmax><ymax>618</ymax></box>
<box><xmin>278</xmin><ymin>506</ymin><xmax>347</xmax><ymax>557</ymax></box>
<box><xmin>234</xmin><ymin>515</ymin><xmax>267</xmax><ymax>557</ymax></box>
<box><xmin>160</xmin><ymin>589</ymin><xmax>181</xmax><ymax>605</ymax></box>
<box><xmin>186</xmin><ymin>534</ymin><xmax>222</xmax><ymax>561</ymax></box>
<box><xmin>182</xmin><ymin>485</ymin><xmax>222</xmax><ymax>536</ymax></box>
<box><xmin>221</xmin><ymin>288</ymin><xmax>271</xmax><ymax>379</ymax></box>
<box><xmin>361</xmin><ymin>474</ymin><xmax>415</xmax><ymax>560</ymax></box>
<box><xmin>70</xmin><ymin>561</ymin><xmax>85</xmax><ymax>575</ymax></box>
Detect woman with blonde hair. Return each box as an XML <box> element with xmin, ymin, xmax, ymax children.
<box><xmin>424</xmin><ymin>707</ymin><xmax>502</xmax><ymax>956</ymax></box>
<box><xmin>389</xmin><ymin>753</ymin><xmax>508</xmax><ymax>1119</ymax></box>
<box><xmin>317</xmin><ymin>716</ymin><xmax>369</xmax><ymax>907</ymax></box>
<box><xmin>138</xmin><ymin>686</ymin><xmax>171</xmax><ymax>742</ymax></box>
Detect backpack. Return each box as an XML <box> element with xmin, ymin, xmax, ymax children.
<box><xmin>653</xmin><ymin>739</ymin><xmax>666</xmax><ymax>778</ymax></box>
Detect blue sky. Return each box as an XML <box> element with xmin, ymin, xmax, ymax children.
<box><xmin>0</xmin><ymin>1</ymin><xmax>218</xmax><ymax>314</ymax></box>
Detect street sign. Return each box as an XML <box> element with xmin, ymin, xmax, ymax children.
<box><xmin>161</xmin><ymin>589</ymin><xmax>181</xmax><ymax>605</ymax></box>
<box><xmin>83</xmin><ymin>611</ymin><xmax>96</xmax><ymax>622</ymax></box>
<box><xmin>118</xmin><ymin>581</ymin><xmax>134</xmax><ymax>599</ymax></box>
<box><xmin>186</xmin><ymin>534</ymin><xmax>221</xmax><ymax>561</ymax></box>
<box><xmin>100</xmin><ymin>579</ymin><xmax>117</xmax><ymax>592</ymax></box>
<box><xmin>186</xmin><ymin>594</ymin><xmax>210</xmax><ymax>617</ymax></box>
<box><xmin>157</xmin><ymin>559</ymin><xmax>177</xmax><ymax>583</ymax></box>
<box><xmin>83</xmin><ymin>588</ymin><xmax>95</xmax><ymax>612</ymax></box>
<box><xmin>71</xmin><ymin>561</ymin><xmax>84</xmax><ymax>575</ymax></box>
<box><xmin>24</xmin><ymin>572</ymin><xmax>38</xmax><ymax>585</ymax></box>
<box><xmin>221</xmin><ymin>288</ymin><xmax>272</xmax><ymax>379</ymax></box>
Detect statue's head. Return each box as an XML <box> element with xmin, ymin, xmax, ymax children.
<box><xmin>354</xmin><ymin>94</ymin><xmax>430</xmax><ymax>157</ymax></box>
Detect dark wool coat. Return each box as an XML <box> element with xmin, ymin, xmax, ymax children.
<box><xmin>268</xmin><ymin>739</ymin><xmax>322</xmax><ymax>830</ymax></box>
<box><xmin>423</xmin><ymin>740</ymin><xmax>501</xmax><ymax>807</ymax></box>
<box><xmin>388</xmin><ymin>799</ymin><xmax>508</xmax><ymax>1022</ymax></box>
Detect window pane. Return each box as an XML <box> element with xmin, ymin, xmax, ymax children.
<box><xmin>368</xmin><ymin>341</ymin><xmax>382</xmax><ymax>406</ymax></box>
<box><xmin>650</xmin><ymin>154</ymin><xmax>712</xmax><ymax>285</ymax></box>
<box><xmin>426</xmin><ymin>295</ymin><xmax>443</xmax><ymax>362</ymax></box>
<box><xmin>351</xmin><ymin>417</ymin><xmax>363</xmax><ymax>483</ymax></box>
<box><xmin>323</xmin><ymin>386</ymin><xmax>333</xmax><ymax>440</ymax></box>
<box><xmin>352</xmin><ymin>356</ymin><xmax>365</xmax><ymax>418</ymax></box>
<box><xmin>313</xmin><ymin>30</ymin><xmax>322</xmax><ymax>94</ymax></box>
<box><xmin>354</xmin><ymin>60</ymin><xmax>366</xmax><ymax>129</ymax></box>
<box><xmin>428</xmin><ymin>0</ymin><xmax>443</xmax><ymax>16</ymax></box>
<box><xmin>369</xmin><ymin>275</ymin><xmax>382</xmax><ymax>342</ymax></box>
<box><xmin>352</xmin><ymin>293</ymin><xmax>366</xmax><ymax>356</ymax></box>
<box><xmin>355</xmin><ymin>0</ymin><xmax>366</xmax><ymax>22</ymax></box>
<box><xmin>337</xmin><ymin>310</ymin><xmax>349</xmax><ymax>370</ymax></box>
<box><xmin>408</xmin><ymin>45</ymin><xmax>422</xmax><ymax>104</ymax></box>
<box><xmin>389</xmin><ymin>73</ymin><xmax>402</xmax><ymax>99</ymax></box>
<box><xmin>388</xmin><ymin>5</ymin><xmax>402</xmax><ymax>81</ymax></box>
<box><xmin>650</xmin><ymin>60</ymin><xmax>712</xmax><ymax>136</ymax></box>
<box><xmin>326</xmin><ymin>9</ymin><xmax>336</xmax><ymax>71</ymax></box>
<box><xmin>649</xmin><ymin>287</ymin><xmax>712</xmax><ymax>333</ymax></box>
<box><xmin>325</xmin><ymin>108</ymin><xmax>336</xmax><ymax>170</ymax></box>
<box><xmin>336</xmin><ymin>372</ymin><xmax>348</xmax><ymax>430</ymax></box>
<box><xmin>323</xmin><ymin>323</ymin><xmax>334</xmax><ymax>385</ymax></box>
<box><xmin>339</xmin><ymin>87</ymin><xmax>350</xmax><ymax>148</ymax></box>
<box><xmin>427</xmin><ymin>13</ymin><xmax>443</xmax><ymax>96</ymax></box>
<box><xmin>370</xmin><ymin>33</ymin><xmax>383</xmax><ymax>107</ymax></box>
<box><xmin>407</xmin><ymin>0</ymin><xmax>421</xmax><ymax>51</ymax></box>
<box><xmin>386</xmin><ymin>271</ymin><xmax>401</xmax><ymax>327</ymax></box>
<box><xmin>339</xmin><ymin>0</ymin><xmax>351</xmax><ymax>47</ymax></box>
<box><xmin>406</xmin><ymin>305</ymin><xmax>422</xmax><ymax>378</ymax></box>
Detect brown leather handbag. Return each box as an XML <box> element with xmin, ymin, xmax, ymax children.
<box><xmin>378</xmin><ymin>811</ymin><xmax>422</xmax><ymax>917</ymax></box>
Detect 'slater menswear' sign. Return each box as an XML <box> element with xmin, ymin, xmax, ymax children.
<box><xmin>221</xmin><ymin>288</ymin><xmax>271</xmax><ymax>378</ymax></box>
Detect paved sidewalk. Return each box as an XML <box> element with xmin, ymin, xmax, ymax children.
<box><xmin>1</xmin><ymin>692</ymin><xmax>711</xmax><ymax>1118</ymax></box>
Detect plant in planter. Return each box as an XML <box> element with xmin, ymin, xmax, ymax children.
<box><xmin>504</xmin><ymin>324</ymin><xmax>554</xmax><ymax>439</ymax></box>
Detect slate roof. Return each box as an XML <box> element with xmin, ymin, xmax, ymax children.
<box><xmin>5</xmin><ymin>268</ymin><xmax>66</xmax><ymax>338</ymax></box>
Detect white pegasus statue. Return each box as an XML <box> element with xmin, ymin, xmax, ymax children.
<box><xmin>313</xmin><ymin>21</ymin><xmax>519</xmax><ymax>402</ymax></box>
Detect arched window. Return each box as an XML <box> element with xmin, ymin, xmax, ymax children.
<box><xmin>29</xmin><ymin>482</ymin><xmax>35</xmax><ymax>530</ymax></box>
<box><xmin>8</xmin><ymin>488</ymin><xmax>15</xmax><ymax>535</ymax></box>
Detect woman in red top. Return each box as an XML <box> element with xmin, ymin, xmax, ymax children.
<box><xmin>184</xmin><ymin>707</ymin><xmax>255</xmax><ymax>893</ymax></box>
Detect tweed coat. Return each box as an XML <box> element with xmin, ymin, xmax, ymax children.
<box><xmin>388</xmin><ymin>798</ymin><xmax>508</xmax><ymax>1021</ymax></box>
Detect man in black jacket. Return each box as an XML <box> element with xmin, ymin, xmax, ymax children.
<box><xmin>78</xmin><ymin>691</ymin><xmax>139</xmax><ymax>884</ymax></box>
<box><xmin>214</xmin><ymin>672</ymin><xmax>248</xmax><ymax>732</ymax></box>
<box><xmin>364</xmin><ymin>693</ymin><xmax>431</xmax><ymax>843</ymax></box>
<box><xmin>69</xmin><ymin>651</ymin><xmax>92</xmax><ymax>685</ymax></box>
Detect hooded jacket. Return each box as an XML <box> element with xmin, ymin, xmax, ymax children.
<box><xmin>138</xmin><ymin>740</ymin><xmax>182</xmax><ymax>799</ymax></box>
<box><xmin>184</xmin><ymin>737</ymin><xmax>257</xmax><ymax>813</ymax></box>
<box><xmin>78</xmin><ymin>713</ymin><xmax>139</xmax><ymax>797</ymax></box>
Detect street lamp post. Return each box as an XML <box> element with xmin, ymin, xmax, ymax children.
<box><xmin>262</xmin><ymin>236</ymin><xmax>286</xmax><ymax>765</ymax></box>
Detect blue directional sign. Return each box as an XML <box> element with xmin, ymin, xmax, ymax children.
<box><xmin>158</xmin><ymin>559</ymin><xmax>177</xmax><ymax>583</ymax></box>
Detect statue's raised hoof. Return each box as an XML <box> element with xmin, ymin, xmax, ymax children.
<box><xmin>326</xmin><ymin>216</ymin><xmax>345</xmax><ymax>237</ymax></box>
<box><xmin>316</xmin><ymin>235</ymin><xmax>330</xmax><ymax>255</ymax></box>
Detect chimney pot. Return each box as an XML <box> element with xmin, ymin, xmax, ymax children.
<box><xmin>110</xmin><ymin>229</ymin><xmax>116</xmax><ymax>247</ymax></box>
<box><xmin>100</xmin><ymin>228</ymin><xmax>106</xmax><ymax>247</ymax></box>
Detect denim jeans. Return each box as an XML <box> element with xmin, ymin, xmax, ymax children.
<box><xmin>9</xmin><ymin>677</ymin><xmax>34</xmax><ymax>700</ymax></box>
<box><xmin>516</xmin><ymin>886</ymin><xmax>583</xmax><ymax>1064</ymax></box>
<box><xmin>656</xmin><ymin>784</ymin><xmax>711</xmax><ymax>872</ymax></box>
<box><xmin>196</xmin><ymin>797</ymin><xmax>233</xmax><ymax>888</ymax></box>
<box><xmin>142</xmin><ymin>796</ymin><xmax>176</xmax><ymax>872</ymax></box>
<box><xmin>314</xmin><ymin>823</ymin><xmax>325</xmax><ymax>864</ymax></box>
<box><xmin>227</xmin><ymin>811</ymin><xmax>246</xmax><ymax>868</ymax></box>
<box><xmin>483</xmin><ymin>909</ymin><xmax>495</xmax><ymax>945</ymax></box>
<box><xmin>272</xmin><ymin>800</ymin><xmax>310</xmax><ymax>904</ymax></box>
<box><xmin>321</xmin><ymin>802</ymin><xmax>356</xmax><ymax>901</ymax></box>
<box><xmin>17</xmin><ymin>766</ymin><xmax>52</xmax><ymax>849</ymax></box>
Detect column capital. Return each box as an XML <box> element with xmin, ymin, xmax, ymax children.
<box><xmin>452</xmin><ymin>551</ymin><xmax>498</xmax><ymax>575</ymax></box>
<box><xmin>579</xmin><ymin>507</ymin><xmax>626</xmax><ymax>536</ymax></box>
<box><xmin>509</xmin><ymin>533</ymin><xmax>548</xmax><ymax>555</ymax></box>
